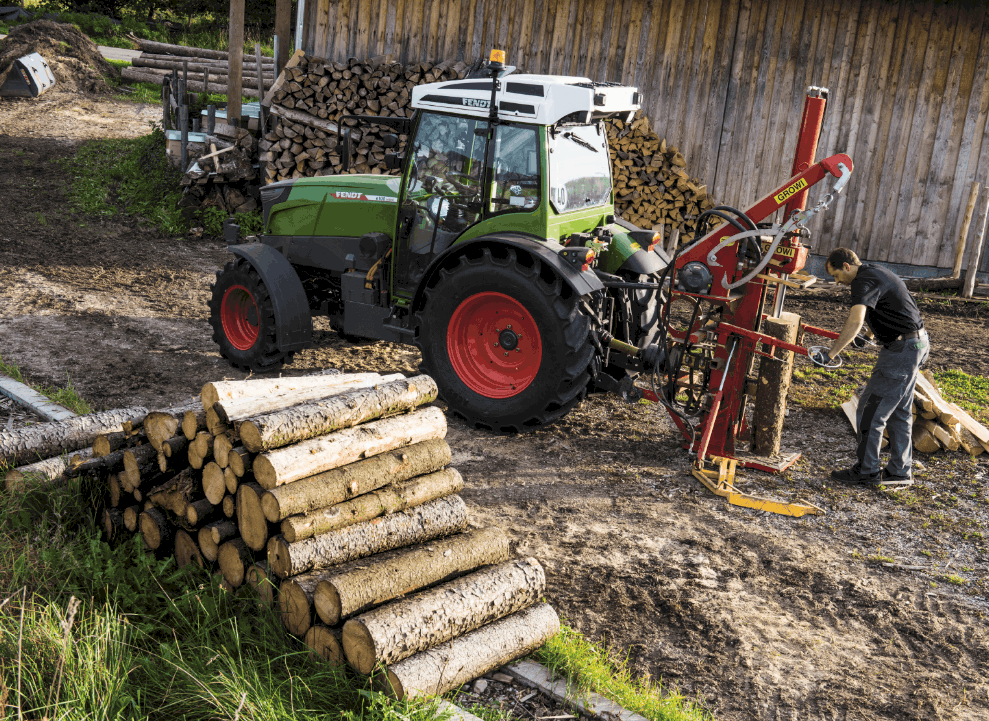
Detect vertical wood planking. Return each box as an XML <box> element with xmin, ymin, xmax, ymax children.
<box><xmin>713</xmin><ymin>0</ymin><xmax>752</xmax><ymax>203</ymax></box>
<box><xmin>547</xmin><ymin>0</ymin><xmax>572</xmax><ymax>75</ymax></box>
<box><xmin>442</xmin><ymin>0</ymin><xmax>462</xmax><ymax>61</ymax></box>
<box><xmin>582</xmin><ymin>0</ymin><xmax>607</xmax><ymax>82</ymax></box>
<box><xmin>373</xmin><ymin>0</ymin><xmax>388</xmax><ymax>56</ymax></box>
<box><xmin>697</xmin><ymin>0</ymin><xmax>739</xmax><ymax>190</ymax></box>
<box><xmin>314</xmin><ymin>0</ymin><xmax>332</xmax><ymax>58</ymax></box>
<box><xmin>621</xmin><ymin>0</ymin><xmax>644</xmax><ymax>84</ymax></box>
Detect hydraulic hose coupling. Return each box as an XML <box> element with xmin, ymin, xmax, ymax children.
<box><xmin>598</xmin><ymin>330</ymin><xmax>640</xmax><ymax>357</ymax></box>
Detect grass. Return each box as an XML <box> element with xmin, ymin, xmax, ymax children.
<box><xmin>932</xmin><ymin>369</ymin><xmax>989</xmax><ymax>425</ymax></box>
<box><xmin>0</xmin><ymin>354</ymin><xmax>91</xmax><ymax>416</ymax></box>
<box><xmin>535</xmin><ymin>626</ymin><xmax>712</xmax><ymax>721</ymax></box>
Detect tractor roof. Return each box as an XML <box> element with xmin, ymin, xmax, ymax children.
<box><xmin>410</xmin><ymin>74</ymin><xmax>640</xmax><ymax>126</ymax></box>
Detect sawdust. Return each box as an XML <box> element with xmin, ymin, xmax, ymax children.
<box><xmin>1</xmin><ymin>131</ymin><xmax>989</xmax><ymax>720</ymax></box>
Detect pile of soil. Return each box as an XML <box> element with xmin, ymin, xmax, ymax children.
<box><xmin>0</xmin><ymin>20</ymin><xmax>119</xmax><ymax>95</ymax></box>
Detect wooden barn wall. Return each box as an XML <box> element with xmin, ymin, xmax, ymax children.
<box><xmin>302</xmin><ymin>0</ymin><xmax>989</xmax><ymax>271</ymax></box>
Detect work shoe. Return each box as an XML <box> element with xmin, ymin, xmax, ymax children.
<box><xmin>877</xmin><ymin>470</ymin><xmax>913</xmax><ymax>488</ymax></box>
<box><xmin>830</xmin><ymin>466</ymin><xmax>881</xmax><ymax>485</ymax></box>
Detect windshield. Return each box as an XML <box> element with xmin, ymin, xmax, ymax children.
<box><xmin>548</xmin><ymin>123</ymin><xmax>612</xmax><ymax>214</ymax></box>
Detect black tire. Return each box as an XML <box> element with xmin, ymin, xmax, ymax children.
<box><xmin>621</xmin><ymin>270</ymin><xmax>665</xmax><ymax>349</ymax></box>
<box><xmin>414</xmin><ymin>246</ymin><xmax>594</xmax><ymax>433</ymax></box>
<box><xmin>208</xmin><ymin>259</ymin><xmax>292</xmax><ymax>372</ymax></box>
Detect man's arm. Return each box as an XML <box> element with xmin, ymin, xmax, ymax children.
<box><xmin>829</xmin><ymin>304</ymin><xmax>868</xmax><ymax>358</ymax></box>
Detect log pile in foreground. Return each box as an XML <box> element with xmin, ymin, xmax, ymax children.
<box><xmin>841</xmin><ymin>370</ymin><xmax>989</xmax><ymax>455</ymax></box>
<box><xmin>7</xmin><ymin>369</ymin><xmax>560</xmax><ymax>698</ymax></box>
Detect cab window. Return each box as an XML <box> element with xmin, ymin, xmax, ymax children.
<box><xmin>490</xmin><ymin>124</ymin><xmax>540</xmax><ymax>214</ymax></box>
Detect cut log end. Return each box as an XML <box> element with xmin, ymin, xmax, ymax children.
<box><xmin>304</xmin><ymin>625</ymin><xmax>344</xmax><ymax>665</ymax></box>
<box><xmin>279</xmin><ymin>578</ymin><xmax>314</xmax><ymax>637</ymax></box>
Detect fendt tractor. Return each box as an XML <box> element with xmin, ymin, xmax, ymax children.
<box><xmin>211</xmin><ymin>50</ymin><xmax>855</xmax><ymax>513</ymax></box>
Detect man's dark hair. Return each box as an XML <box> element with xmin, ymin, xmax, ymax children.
<box><xmin>827</xmin><ymin>247</ymin><xmax>861</xmax><ymax>269</ymax></box>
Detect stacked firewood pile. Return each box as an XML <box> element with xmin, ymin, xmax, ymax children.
<box><xmin>259</xmin><ymin>51</ymin><xmax>471</xmax><ymax>183</ymax></box>
<box><xmin>606</xmin><ymin>113</ymin><xmax>716</xmax><ymax>247</ymax></box>
<box><xmin>178</xmin><ymin>127</ymin><xmax>260</xmax><ymax>215</ymax></box>
<box><xmin>1</xmin><ymin>371</ymin><xmax>559</xmax><ymax>699</ymax></box>
<box><xmin>842</xmin><ymin>370</ymin><xmax>989</xmax><ymax>455</ymax></box>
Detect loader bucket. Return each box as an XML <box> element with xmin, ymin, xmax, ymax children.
<box><xmin>0</xmin><ymin>52</ymin><xmax>56</xmax><ymax>98</ymax></box>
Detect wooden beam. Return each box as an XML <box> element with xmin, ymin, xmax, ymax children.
<box><xmin>963</xmin><ymin>188</ymin><xmax>989</xmax><ymax>298</ymax></box>
<box><xmin>951</xmin><ymin>181</ymin><xmax>980</xmax><ymax>278</ymax></box>
<box><xmin>275</xmin><ymin>0</ymin><xmax>292</xmax><ymax>74</ymax></box>
<box><xmin>228</xmin><ymin>0</ymin><xmax>245</xmax><ymax>127</ymax></box>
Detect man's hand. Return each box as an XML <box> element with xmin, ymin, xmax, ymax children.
<box><xmin>851</xmin><ymin>334</ymin><xmax>869</xmax><ymax>349</ymax></box>
<box><xmin>810</xmin><ymin>349</ymin><xmax>832</xmax><ymax>367</ymax></box>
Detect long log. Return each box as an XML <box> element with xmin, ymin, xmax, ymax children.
<box><xmin>240</xmin><ymin>376</ymin><xmax>437</xmax><ymax>453</ymax></box>
<box><xmin>121</xmin><ymin>67</ymin><xmax>261</xmax><ymax>98</ymax></box>
<box><xmin>128</xmin><ymin>36</ymin><xmax>274</xmax><ymax>63</ymax></box>
<box><xmin>304</xmin><ymin>625</ymin><xmax>344</xmax><ymax>665</ymax></box>
<box><xmin>262</xmin><ymin>438</ymin><xmax>451</xmax><ymax>523</ymax></box>
<box><xmin>282</xmin><ymin>468</ymin><xmax>463</xmax><ymax>542</ymax></box>
<box><xmin>253</xmin><ymin>406</ymin><xmax>447</xmax><ymax>489</ymax></box>
<box><xmin>238</xmin><ymin>481</ymin><xmax>277</xmax><ymax>551</ymax></box>
<box><xmin>138</xmin><ymin>52</ymin><xmax>275</xmax><ymax>68</ymax></box>
<box><xmin>0</xmin><ymin>406</ymin><xmax>148</xmax><ymax>468</ymax></box>
<box><xmin>380</xmin><ymin>603</ymin><xmax>560</xmax><ymax>700</ymax></box>
<box><xmin>314</xmin><ymin>527</ymin><xmax>511</xmax><ymax>626</ymax></box>
<box><xmin>279</xmin><ymin>570</ymin><xmax>322</xmax><ymax>636</ymax></box>
<box><xmin>199</xmin><ymin>519</ymin><xmax>239</xmax><ymax>562</ymax></box>
<box><xmin>215</xmin><ymin>373</ymin><xmax>402</xmax><ymax>423</ymax></box>
<box><xmin>342</xmin><ymin>557</ymin><xmax>546</xmax><ymax>675</ymax></box>
<box><xmin>144</xmin><ymin>401</ymin><xmax>200</xmax><ymax>450</ymax></box>
<box><xmin>268</xmin><ymin>104</ymin><xmax>347</xmax><ymax>139</ymax></box>
<box><xmin>267</xmin><ymin>495</ymin><xmax>469</xmax><ymax>578</ymax></box>
<box><xmin>201</xmin><ymin>369</ymin><xmax>344</xmax><ymax>409</ymax></box>
<box><xmin>4</xmin><ymin>446</ymin><xmax>94</xmax><ymax>490</ymax></box>
<box><xmin>133</xmin><ymin>57</ymin><xmax>274</xmax><ymax>81</ymax></box>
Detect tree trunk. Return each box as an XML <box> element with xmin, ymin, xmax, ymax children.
<box><xmin>140</xmin><ymin>507</ymin><xmax>174</xmax><ymax>551</ymax></box>
<box><xmin>753</xmin><ymin>312</ymin><xmax>799</xmax><ymax>456</ymax></box>
<box><xmin>120</xmin><ymin>67</ymin><xmax>262</xmax><ymax>98</ymax></box>
<box><xmin>214</xmin><ymin>433</ymin><xmax>234</xmax><ymax>468</ymax></box>
<box><xmin>282</xmin><ymin>468</ymin><xmax>463</xmax><ymax>542</ymax></box>
<box><xmin>903</xmin><ymin>276</ymin><xmax>963</xmax><ymax>292</ymax></box>
<box><xmin>144</xmin><ymin>401</ymin><xmax>200</xmax><ymax>450</ymax></box>
<box><xmin>238</xmin><ymin>481</ymin><xmax>276</xmax><ymax>551</ymax></box>
<box><xmin>315</xmin><ymin>527</ymin><xmax>510</xmax><ymax>626</ymax></box>
<box><xmin>175</xmin><ymin>529</ymin><xmax>204</xmax><ymax>568</ymax></box>
<box><xmin>379</xmin><ymin>603</ymin><xmax>560</xmax><ymax>700</ymax></box>
<box><xmin>224</xmin><ymin>466</ymin><xmax>239</xmax><ymax>494</ymax></box>
<box><xmin>279</xmin><ymin>570</ymin><xmax>322</xmax><ymax>636</ymax></box>
<box><xmin>263</xmin><ymin>438</ymin><xmax>451</xmax><ymax>522</ymax></box>
<box><xmin>201</xmin><ymin>369</ymin><xmax>345</xmax><ymax>408</ymax></box>
<box><xmin>223</xmin><ymin>495</ymin><xmax>236</xmax><ymax>517</ymax></box>
<box><xmin>240</xmin><ymin>376</ymin><xmax>438</xmax><ymax>453</ymax></box>
<box><xmin>268</xmin><ymin>495</ymin><xmax>469</xmax><ymax>578</ymax></box>
<box><xmin>133</xmin><ymin>57</ymin><xmax>274</xmax><ymax>81</ymax></box>
<box><xmin>129</xmin><ymin>38</ymin><xmax>275</xmax><ymax>63</ymax></box>
<box><xmin>246</xmin><ymin>561</ymin><xmax>278</xmax><ymax>608</ymax></box>
<box><xmin>123</xmin><ymin>504</ymin><xmax>141</xmax><ymax>532</ymax></box>
<box><xmin>123</xmin><ymin>445</ymin><xmax>158</xmax><ymax>487</ymax></box>
<box><xmin>186</xmin><ymin>498</ymin><xmax>217</xmax><ymax>527</ymax></box>
<box><xmin>0</xmin><ymin>406</ymin><xmax>148</xmax><ymax>467</ymax></box>
<box><xmin>182</xmin><ymin>408</ymin><xmax>207</xmax><ymax>441</ymax></box>
<box><xmin>304</xmin><ymin>625</ymin><xmax>344</xmax><ymax>665</ymax></box>
<box><xmin>342</xmin><ymin>557</ymin><xmax>545</xmax><ymax>675</ymax></box>
<box><xmin>63</xmin><ymin>448</ymin><xmax>124</xmax><ymax>478</ymax></box>
<box><xmin>199</xmin><ymin>519</ymin><xmax>238</xmax><ymax>562</ymax></box>
<box><xmin>218</xmin><ymin>538</ymin><xmax>255</xmax><ymax>588</ymax></box>
<box><xmin>253</xmin><ymin>406</ymin><xmax>447</xmax><ymax>489</ymax></box>
<box><xmin>161</xmin><ymin>435</ymin><xmax>188</xmax><ymax>459</ymax></box>
<box><xmin>4</xmin><ymin>446</ymin><xmax>93</xmax><ymax>490</ymax></box>
<box><xmin>229</xmin><ymin>446</ymin><xmax>250</xmax><ymax>477</ymax></box>
<box><xmin>214</xmin><ymin>373</ymin><xmax>401</xmax><ymax>423</ymax></box>
<box><xmin>203</xmin><ymin>461</ymin><xmax>227</xmax><ymax>504</ymax></box>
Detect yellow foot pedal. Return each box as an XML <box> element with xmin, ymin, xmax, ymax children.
<box><xmin>691</xmin><ymin>456</ymin><xmax>824</xmax><ymax>517</ymax></box>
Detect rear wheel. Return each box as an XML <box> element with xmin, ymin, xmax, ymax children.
<box><xmin>209</xmin><ymin>259</ymin><xmax>292</xmax><ymax>372</ymax></box>
<box><xmin>415</xmin><ymin>247</ymin><xmax>594</xmax><ymax>432</ymax></box>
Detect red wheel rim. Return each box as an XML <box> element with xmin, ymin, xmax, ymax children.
<box><xmin>221</xmin><ymin>284</ymin><xmax>260</xmax><ymax>351</ymax></box>
<box><xmin>447</xmin><ymin>292</ymin><xmax>542</xmax><ymax>398</ymax></box>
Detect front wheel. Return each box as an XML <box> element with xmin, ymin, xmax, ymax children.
<box><xmin>208</xmin><ymin>259</ymin><xmax>292</xmax><ymax>372</ymax></box>
<box><xmin>415</xmin><ymin>246</ymin><xmax>594</xmax><ymax>432</ymax></box>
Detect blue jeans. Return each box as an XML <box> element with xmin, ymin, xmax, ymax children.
<box><xmin>855</xmin><ymin>330</ymin><xmax>930</xmax><ymax>477</ymax></box>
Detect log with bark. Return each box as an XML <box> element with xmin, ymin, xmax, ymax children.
<box><xmin>237</xmin><ymin>481</ymin><xmax>278</xmax><ymax>551</ymax></box>
<box><xmin>123</xmin><ymin>445</ymin><xmax>158</xmax><ymax>488</ymax></box>
<box><xmin>281</xmin><ymin>467</ymin><xmax>463</xmax><ymax>542</ymax></box>
<box><xmin>123</xmin><ymin>504</ymin><xmax>141</xmax><ymax>532</ymax></box>
<box><xmin>252</xmin><ymin>406</ymin><xmax>447</xmax><ymax>489</ymax></box>
<box><xmin>246</xmin><ymin>561</ymin><xmax>278</xmax><ymax>608</ymax></box>
<box><xmin>267</xmin><ymin>494</ymin><xmax>469</xmax><ymax>578</ymax></box>
<box><xmin>143</xmin><ymin>400</ymin><xmax>200</xmax><ymax>450</ymax></box>
<box><xmin>127</xmin><ymin>36</ymin><xmax>275</xmax><ymax>64</ymax></box>
<box><xmin>140</xmin><ymin>507</ymin><xmax>175</xmax><ymax>551</ymax></box>
<box><xmin>239</xmin><ymin>375</ymin><xmax>438</xmax><ymax>453</ymax></box>
<box><xmin>279</xmin><ymin>569</ymin><xmax>323</xmax><ymax>636</ymax></box>
<box><xmin>0</xmin><ymin>406</ymin><xmax>148</xmax><ymax>468</ymax></box>
<box><xmin>202</xmin><ymin>461</ymin><xmax>227</xmax><ymax>504</ymax></box>
<box><xmin>201</xmin><ymin>369</ymin><xmax>343</xmax><ymax>409</ymax></box>
<box><xmin>145</xmin><ymin>468</ymin><xmax>197</xmax><ymax>519</ymax></box>
<box><xmin>182</xmin><ymin>408</ymin><xmax>208</xmax><ymax>441</ymax></box>
<box><xmin>4</xmin><ymin>446</ymin><xmax>93</xmax><ymax>490</ymax></box>
<box><xmin>199</xmin><ymin>519</ymin><xmax>239</xmax><ymax>562</ymax></box>
<box><xmin>122</xmin><ymin>67</ymin><xmax>262</xmax><ymax>97</ymax></box>
<box><xmin>218</xmin><ymin>538</ymin><xmax>255</xmax><ymax>588</ymax></box>
<box><xmin>228</xmin><ymin>446</ymin><xmax>250</xmax><ymax>477</ymax></box>
<box><xmin>342</xmin><ymin>557</ymin><xmax>545</xmax><ymax>674</ymax></box>
<box><xmin>175</xmin><ymin>529</ymin><xmax>204</xmax><ymax>568</ymax></box>
<box><xmin>304</xmin><ymin>625</ymin><xmax>344</xmax><ymax>665</ymax></box>
<box><xmin>379</xmin><ymin>603</ymin><xmax>560</xmax><ymax>700</ymax></box>
<box><xmin>262</xmin><ymin>438</ymin><xmax>451</xmax><ymax>522</ymax></box>
<box><xmin>314</xmin><ymin>527</ymin><xmax>510</xmax><ymax>626</ymax></box>
<box><xmin>103</xmin><ymin>507</ymin><xmax>125</xmax><ymax>544</ymax></box>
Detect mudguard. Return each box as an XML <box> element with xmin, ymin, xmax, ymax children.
<box><xmin>618</xmin><ymin>247</ymin><xmax>667</xmax><ymax>275</ymax></box>
<box><xmin>229</xmin><ymin>243</ymin><xmax>313</xmax><ymax>352</ymax></box>
<box><xmin>411</xmin><ymin>233</ymin><xmax>605</xmax><ymax>312</ymax></box>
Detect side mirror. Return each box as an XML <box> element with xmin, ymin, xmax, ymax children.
<box><xmin>382</xmin><ymin>133</ymin><xmax>399</xmax><ymax>149</ymax></box>
<box><xmin>385</xmin><ymin>153</ymin><xmax>403</xmax><ymax>170</ymax></box>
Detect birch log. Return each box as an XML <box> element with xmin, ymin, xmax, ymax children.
<box><xmin>215</xmin><ymin>373</ymin><xmax>403</xmax><ymax>422</ymax></box>
<box><xmin>4</xmin><ymin>446</ymin><xmax>93</xmax><ymax>490</ymax></box>
<box><xmin>314</xmin><ymin>527</ymin><xmax>511</xmax><ymax>626</ymax></box>
<box><xmin>305</xmin><ymin>625</ymin><xmax>344</xmax><ymax>665</ymax></box>
<box><xmin>342</xmin><ymin>557</ymin><xmax>546</xmax><ymax>674</ymax></box>
<box><xmin>253</xmin><ymin>406</ymin><xmax>447</xmax><ymax>489</ymax></box>
<box><xmin>267</xmin><ymin>495</ymin><xmax>469</xmax><ymax>578</ymax></box>
<box><xmin>281</xmin><ymin>468</ymin><xmax>463</xmax><ymax>542</ymax></box>
<box><xmin>279</xmin><ymin>570</ymin><xmax>322</xmax><ymax>636</ymax></box>
<box><xmin>239</xmin><ymin>375</ymin><xmax>439</xmax><ymax>453</ymax></box>
<box><xmin>380</xmin><ymin>603</ymin><xmax>560</xmax><ymax>700</ymax></box>
<box><xmin>0</xmin><ymin>406</ymin><xmax>148</xmax><ymax>467</ymax></box>
<box><xmin>262</xmin><ymin>438</ymin><xmax>451</xmax><ymax>522</ymax></box>
<box><xmin>201</xmin><ymin>369</ymin><xmax>344</xmax><ymax>408</ymax></box>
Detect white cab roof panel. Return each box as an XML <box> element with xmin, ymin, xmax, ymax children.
<box><xmin>411</xmin><ymin>74</ymin><xmax>640</xmax><ymax>125</ymax></box>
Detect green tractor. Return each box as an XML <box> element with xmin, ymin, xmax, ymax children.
<box><xmin>209</xmin><ymin>52</ymin><xmax>669</xmax><ymax>432</ymax></box>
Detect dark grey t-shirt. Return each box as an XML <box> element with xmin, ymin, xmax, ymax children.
<box><xmin>849</xmin><ymin>264</ymin><xmax>924</xmax><ymax>345</ymax></box>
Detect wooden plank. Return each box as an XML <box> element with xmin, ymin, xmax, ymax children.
<box><xmin>311</xmin><ymin>0</ymin><xmax>330</xmax><ymax>58</ymax></box>
<box><xmin>498</xmin><ymin>0</ymin><xmax>514</xmax><ymax>57</ymax></box>
<box><xmin>372</xmin><ymin>0</ymin><xmax>388</xmax><ymax>56</ymax></box>
<box><xmin>353</xmin><ymin>0</ymin><xmax>370</xmax><ymax>59</ymax></box>
<box><xmin>335</xmin><ymin>0</ymin><xmax>351</xmax><ymax>60</ymax></box>
<box><xmin>631</xmin><ymin>0</ymin><xmax>656</xmax><ymax>86</ymax></box>
<box><xmin>712</xmin><ymin>0</ymin><xmax>754</xmax><ymax>203</ymax></box>
<box><xmin>547</xmin><ymin>0</ymin><xmax>573</xmax><ymax>75</ymax></box>
<box><xmin>621</xmin><ymin>0</ymin><xmax>643</xmax><ymax>83</ymax></box>
<box><xmin>669</xmin><ymin>0</ymin><xmax>702</xmax><ymax>150</ymax></box>
<box><xmin>607</xmin><ymin>0</ymin><xmax>633</xmax><ymax>81</ymax></box>
<box><xmin>408</xmin><ymin>0</ymin><xmax>425</xmax><ymax>62</ymax></box>
<box><xmin>679</xmin><ymin>0</ymin><xmax>720</xmax><ymax>185</ymax></box>
<box><xmin>946</xmin><ymin>402</ymin><xmax>989</xmax><ymax>450</ymax></box>
<box><xmin>466</xmin><ymin>0</ymin><xmax>482</xmax><ymax>65</ymax></box>
<box><xmin>384</xmin><ymin>0</ymin><xmax>399</xmax><ymax>56</ymax></box>
<box><xmin>636</xmin><ymin>0</ymin><xmax>668</xmax><ymax>122</ymax></box>
<box><xmin>732</xmin><ymin>0</ymin><xmax>775</xmax><ymax>208</ymax></box>
<box><xmin>441</xmin><ymin>0</ymin><xmax>461</xmax><ymax>62</ymax></box>
<box><xmin>582</xmin><ymin>0</ymin><xmax>608</xmax><ymax>81</ymax></box>
<box><xmin>425</xmin><ymin>0</ymin><xmax>441</xmax><ymax>62</ymax></box>
<box><xmin>841</xmin><ymin>395</ymin><xmax>858</xmax><ymax>433</ymax></box>
<box><xmin>698</xmin><ymin>0</ymin><xmax>740</xmax><ymax>191</ymax></box>
<box><xmin>0</xmin><ymin>374</ymin><xmax>78</xmax><ymax>422</ymax></box>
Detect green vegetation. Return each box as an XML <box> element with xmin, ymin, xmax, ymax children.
<box><xmin>0</xmin><ymin>354</ymin><xmax>91</xmax><ymax>415</ymax></box>
<box><xmin>60</xmin><ymin>126</ymin><xmax>187</xmax><ymax>235</ymax></box>
<box><xmin>535</xmin><ymin>626</ymin><xmax>712</xmax><ymax>721</ymax></box>
<box><xmin>789</xmin><ymin>351</ymin><xmax>873</xmax><ymax>410</ymax></box>
<box><xmin>932</xmin><ymin>369</ymin><xmax>989</xmax><ymax>425</ymax></box>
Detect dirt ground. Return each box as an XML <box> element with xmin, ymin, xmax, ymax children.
<box><xmin>3</xmin><ymin>97</ymin><xmax>989</xmax><ymax>721</ymax></box>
